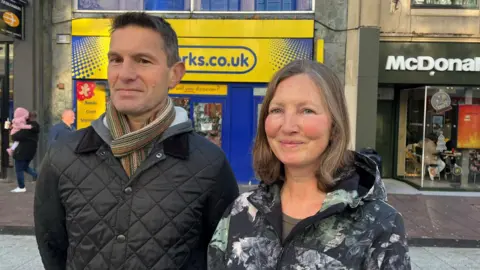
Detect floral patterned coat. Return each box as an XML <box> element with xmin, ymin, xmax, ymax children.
<box><xmin>208</xmin><ymin>152</ymin><xmax>411</xmax><ymax>270</ymax></box>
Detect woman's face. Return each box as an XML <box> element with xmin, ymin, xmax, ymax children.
<box><xmin>265</xmin><ymin>74</ymin><xmax>332</xmax><ymax>170</ymax></box>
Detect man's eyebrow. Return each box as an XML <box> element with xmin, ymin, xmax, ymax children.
<box><xmin>107</xmin><ymin>52</ymin><xmax>120</xmax><ymax>58</ymax></box>
<box><xmin>132</xmin><ymin>52</ymin><xmax>156</xmax><ymax>59</ymax></box>
<box><xmin>107</xmin><ymin>52</ymin><xmax>156</xmax><ymax>59</ymax></box>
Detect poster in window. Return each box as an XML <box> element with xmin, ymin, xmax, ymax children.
<box><xmin>457</xmin><ymin>105</ymin><xmax>480</xmax><ymax>149</ymax></box>
<box><xmin>432</xmin><ymin>115</ymin><xmax>444</xmax><ymax>131</ymax></box>
<box><xmin>75</xmin><ymin>81</ymin><xmax>107</xmax><ymax>130</ymax></box>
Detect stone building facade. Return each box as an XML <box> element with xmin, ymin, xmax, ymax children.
<box><xmin>4</xmin><ymin>0</ymin><xmax>353</xmax><ymax>179</ymax></box>
<box><xmin>29</xmin><ymin>0</ymin><xmax>351</xmax><ymax>166</ymax></box>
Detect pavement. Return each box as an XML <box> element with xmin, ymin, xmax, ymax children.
<box><xmin>1</xmin><ymin>235</ymin><xmax>479</xmax><ymax>270</ymax></box>
<box><xmin>0</xmin><ymin>180</ymin><xmax>35</xmax><ymax>235</ymax></box>
<box><xmin>2</xmin><ymin>178</ymin><xmax>480</xmax><ymax>247</ymax></box>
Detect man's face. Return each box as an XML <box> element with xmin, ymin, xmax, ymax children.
<box><xmin>66</xmin><ymin>111</ymin><xmax>75</xmax><ymax>125</ymax></box>
<box><xmin>107</xmin><ymin>26</ymin><xmax>185</xmax><ymax>117</ymax></box>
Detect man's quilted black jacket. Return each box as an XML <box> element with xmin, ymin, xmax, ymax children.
<box><xmin>34</xmin><ymin>113</ymin><xmax>239</xmax><ymax>270</ymax></box>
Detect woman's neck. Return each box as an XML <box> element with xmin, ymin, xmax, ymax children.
<box><xmin>281</xmin><ymin>167</ymin><xmax>326</xmax><ymax>219</ymax></box>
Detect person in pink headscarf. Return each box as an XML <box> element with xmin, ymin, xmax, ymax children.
<box><xmin>7</xmin><ymin>107</ymin><xmax>32</xmax><ymax>156</ymax></box>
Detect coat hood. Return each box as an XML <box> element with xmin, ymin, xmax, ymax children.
<box><xmin>13</xmin><ymin>107</ymin><xmax>29</xmax><ymax>120</ymax></box>
<box><xmin>248</xmin><ymin>151</ymin><xmax>387</xmax><ymax>215</ymax></box>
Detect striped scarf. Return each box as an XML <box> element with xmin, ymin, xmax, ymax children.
<box><xmin>106</xmin><ymin>98</ymin><xmax>176</xmax><ymax>177</ymax></box>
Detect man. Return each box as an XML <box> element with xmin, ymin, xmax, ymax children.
<box><xmin>34</xmin><ymin>12</ymin><xmax>239</xmax><ymax>270</ymax></box>
<box><xmin>47</xmin><ymin>109</ymin><xmax>75</xmax><ymax>148</ymax></box>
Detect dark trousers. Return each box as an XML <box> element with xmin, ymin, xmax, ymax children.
<box><xmin>14</xmin><ymin>159</ymin><xmax>37</xmax><ymax>189</ymax></box>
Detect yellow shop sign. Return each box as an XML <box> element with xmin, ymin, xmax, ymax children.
<box><xmin>72</xmin><ymin>18</ymin><xmax>315</xmax><ymax>83</ymax></box>
<box><xmin>180</xmin><ymin>46</ymin><xmax>255</xmax><ymax>75</ymax></box>
<box><xmin>72</xmin><ymin>37</ymin><xmax>314</xmax><ymax>83</ymax></box>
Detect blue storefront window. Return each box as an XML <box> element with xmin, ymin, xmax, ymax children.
<box><xmin>77</xmin><ymin>0</ymin><xmax>189</xmax><ymax>11</ymax></box>
<box><xmin>77</xmin><ymin>0</ymin><xmax>312</xmax><ymax>11</ymax></box>
<box><xmin>256</xmin><ymin>0</ymin><xmax>295</xmax><ymax>11</ymax></box>
<box><xmin>196</xmin><ymin>0</ymin><xmax>311</xmax><ymax>11</ymax></box>
<box><xmin>200</xmin><ymin>0</ymin><xmax>241</xmax><ymax>10</ymax></box>
<box><xmin>145</xmin><ymin>0</ymin><xmax>189</xmax><ymax>10</ymax></box>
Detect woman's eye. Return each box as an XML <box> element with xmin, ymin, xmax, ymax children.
<box><xmin>303</xmin><ymin>108</ymin><xmax>315</xmax><ymax>114</ymax></box>
<box><xmin>269</xmin><ymin>108</ymin><xmax>282</xmax><ymax>114</ymax></box>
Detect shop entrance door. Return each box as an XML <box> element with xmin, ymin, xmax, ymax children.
<box><xmin>0</xmin><ymin>75</ymin><xmax>6</xmax><ymax>178</ymax></box>
<box><xmin>376</xmin><ymin>100</ymin><xmax>395</xmax><ymax>178</ymax></box>
<box><xmin>171</xmin><ymin>95</ymin><xmax>228</xmax><ymax>153</ymax></box>
<box><xmin>0</xmin><ymin>43</ymin><xmax>12</xmax><ymax>179</ymax></box>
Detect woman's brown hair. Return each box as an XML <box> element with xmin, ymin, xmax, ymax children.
<box><xmin>253</xmin><ymin>60</ymin><xmax>353</xmax><ymax>191</ymax></box>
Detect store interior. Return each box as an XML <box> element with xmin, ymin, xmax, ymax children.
<box><xmin>171</xmin><ymin>97</ymin><xmax>223</xmax><ymax>148</ymax></box>
<box><xmin>398</xmin><ymin>86</ymin><xmax>480</xmax><ymax>190</ymax></box>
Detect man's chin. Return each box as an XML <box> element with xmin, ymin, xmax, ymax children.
<box><xmin>112</xmin><ymin>104</ymin><xmax>143</xmax><ymax>116</ymax></box>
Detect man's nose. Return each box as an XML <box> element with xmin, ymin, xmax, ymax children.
<box><xmin>118</xmin><ymin>59</ymin><xmax>137</xmax><ymax>81</ymax></box>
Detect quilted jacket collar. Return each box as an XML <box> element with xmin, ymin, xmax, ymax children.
<box><xmin>75</xmin><ymin>125</ymin><xmax>192</xmax><ymax>159</ymax></box>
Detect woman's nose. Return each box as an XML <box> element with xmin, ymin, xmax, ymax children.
<box><xmin>280</xmin><ymin>113</ymin><xmax>300</xmax><ymax>133</ymax></box>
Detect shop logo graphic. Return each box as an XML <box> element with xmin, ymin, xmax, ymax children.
<box><xmin>180</xmin><ymin>45</ymin><xmax>257</xmax><ymax>74</ymax></box>
<box><xmin>431</xmin><ymin>90</ymin><xmax>452</xmax><ymax>113</ymax></box>
<box><xmin>385</xmin><ymin>56</ymin><xmax>480</xmax><ymax>75</ymax></box>
<box><xmin>2</xmin><ymin>11</ymin><xmax>18</xmax><ymax>27</ymax></box>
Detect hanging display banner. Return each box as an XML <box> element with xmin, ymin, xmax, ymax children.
<box><xmin>0</xmin><ymin>0</ymin><xmax>25</xmax><ymax>40</ymax></box>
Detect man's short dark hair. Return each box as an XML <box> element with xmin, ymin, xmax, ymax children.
<box><xmin>111</xmin><ymin>12</ymin><xmax>180</xmax><ymax>67</ymax></box>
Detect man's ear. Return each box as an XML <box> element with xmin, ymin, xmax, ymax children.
<box><xmin>168</xmin><ymin>62</ymin><xmax>186</xmax><ymax>88</ymax></box>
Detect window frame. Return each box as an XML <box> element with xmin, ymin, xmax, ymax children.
<box><xmin>411</xmin><ymin>0</ymin><xmax>479</xmax><ymax>9</ymax></box>
<box><xmin>73</xmin><ymin>0</ymin><xmax>315</xmax><ymax>13</ymax></box>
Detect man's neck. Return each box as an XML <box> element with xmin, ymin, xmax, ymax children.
<box><xmin>127</xmin><ymin>100</ymin><xmax>168</xmax><ymax>132</ymax></box>
<box><xmin>127</xmin><ymin>114</ymin><xmax>153</xmax><ymax>132</ymax></box>
<box><xmin>62</xmin><ymin>120</ymin><xmax>71</xmax><ymax>128</ymax></box>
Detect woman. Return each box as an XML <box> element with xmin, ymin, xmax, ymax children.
<box><xmin>10</xmin><ymin>109</ymin><xmax>39</xmax><ymax>193</ymax></box>
<box><xmin>208</xmin><ymin>60</ymin><xmax>410</xmax><ymax>269</ymax></box>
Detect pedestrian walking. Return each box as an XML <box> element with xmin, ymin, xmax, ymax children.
<box><xmin>47</xmin><ymin>109</ymin><xmax>75</xmax><ymax>148</ymax></box>
<box><xmin>6</xmin><ymin>107</ymin><xmax>32</xmax><ymax>157</ymax></box>
<box><xmin>10</xmin><ymin>109</ymin><xmax>39</xmax><ymax>193</ymax></box>
<box><xmin>34</xmin><ymin>12</ymin><xmax>238</xmax><ymax>270</ymax></box>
